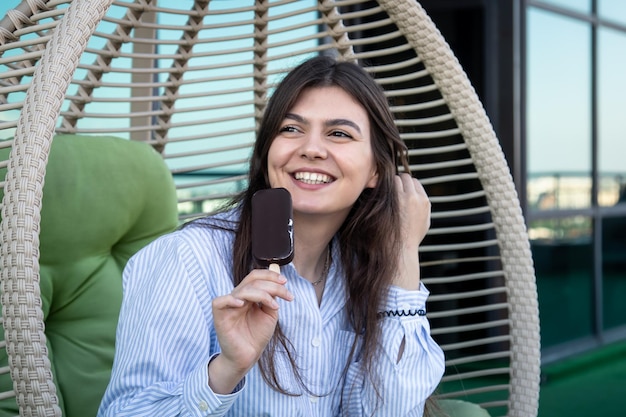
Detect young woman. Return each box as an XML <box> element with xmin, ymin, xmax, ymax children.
<box><xmin>98</xmin><ymin>55</ymin><xmax>444</xmax><ymax>416</ymax></box>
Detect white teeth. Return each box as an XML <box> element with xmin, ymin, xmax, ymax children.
<box><xmin>294</xmin><ymin>172</ymin><xmax>332</xmax><ymax>184</ymax></box>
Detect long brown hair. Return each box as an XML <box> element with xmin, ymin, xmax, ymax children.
<box><xmin>214</xmin><ymin>55</ymin><xmax>412</xmax><ymax>406</ymax></box>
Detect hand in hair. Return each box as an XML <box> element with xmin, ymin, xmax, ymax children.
<box><xmin>209</xmin><ymin>269</ymin><xmax>294</xmax><ymax>394</ymax></box>
<box><xmin>393</xmin><ymin>173</ymin><xmax>431</xmax><ymax>290</ymax></box>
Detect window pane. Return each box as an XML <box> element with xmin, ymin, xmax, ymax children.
<box><xmin>602</xmin><ymin>215</ymin><xmax>626</xmax><ymax>330</ymax></box>
<box><xmin>526</xmin><ymin>9</ymin><xmax>591</xmax><ymax>211</ymax></box>
<box><xmin>598</xmin><ymin>0</ymin><xmax>626</xmax><ymax>26</ymax></box>
<box><xmin>598</xmin><ymin>27</ymin><xmax>626</xmax><ymax>207</ymax></box>
<box><xmin>530</xmin><ymin>217</ymin><xmax>593</xmax><ymax>347</ymax></box>
<box><xmin>535</xmin><ymin>0</ymin><xmax>591</xmax><ymax>14</ymax></box>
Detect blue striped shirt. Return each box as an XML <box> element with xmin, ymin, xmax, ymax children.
<box><xmin>98</xmin><ymin>211</ymin><xmax>444</xmax><ymax>416</ymax></box>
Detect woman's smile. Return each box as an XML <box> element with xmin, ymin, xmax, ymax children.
<box><xmin>293</xmin><ymin>171</ymin><xmax>334</xmax><ymax>185</ymax></box>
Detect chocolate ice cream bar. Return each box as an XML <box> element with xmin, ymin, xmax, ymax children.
<box><xmin>251</xmin><ymin>188</ymin><xmax>294</xmax><ymax>273</ymax></box>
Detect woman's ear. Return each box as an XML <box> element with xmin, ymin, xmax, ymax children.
<box><xmin>366</xmin><ymin>170</ymin><xmax>378</xmax><ymax>188</ymax></box>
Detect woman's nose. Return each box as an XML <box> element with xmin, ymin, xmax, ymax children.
<box><xmin>299</xmin><ymin>132</ymin><xmax>327</xmax><ymax>160</ymax></box>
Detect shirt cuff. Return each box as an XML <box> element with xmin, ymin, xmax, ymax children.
<box><xmin>379</xmin><ymin>282</ymin><xmax>430</xmax><ymax>313</ymax></box>
<box><xmin>183</xmin><ymin>354</ymin><xmax>245</xmax><ymax>416</ymax></box>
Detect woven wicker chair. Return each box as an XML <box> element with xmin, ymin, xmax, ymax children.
<box><xmin>0</xmin><ymin>1</ymin><xmax>540</xmax><ymax>416</ymax></box>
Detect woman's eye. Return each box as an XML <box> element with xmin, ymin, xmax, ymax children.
<box><xmin>330</xmin><ymin>130</ymin><xmax>352</xmax><ymax>139</ymax></box>
<box><xmin>279</xmin><ymin>125</ymin><xmax>299</xmax><ymax>133</ymax></box>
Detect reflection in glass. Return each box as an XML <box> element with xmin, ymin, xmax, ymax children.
<box><xmin>526</xmin><ymin>9</ymin><xmax>591</xmax><ymax>211</ymax></box>
<box><xmin>530</xmin><ymin>217</ymin><xmax>593</xmax><ymax>347</ymax></box>
<box><xmin>598</xmin><ymin>27</ymin><xmax>626</xmax><ymax>207</ymax></box>
<box><xmin>598</xmin><ymin>0</ymin><xmax>626</xmax><ymax>26</ymax></box>
<box><xmin>602</xmin><ymin>215</ymin><xmax>626</xmax><ymax>330</ymax></box>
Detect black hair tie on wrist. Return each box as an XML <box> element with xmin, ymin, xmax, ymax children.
<box><xmin>377</xmin><ymin>309</ymin><xmax>426</xmax><ymax>319</ymax></box>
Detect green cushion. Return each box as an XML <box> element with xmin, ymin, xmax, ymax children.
<box><xmin>435</xmin><ymin>399</ymin><xmax>491</xmax><ymax>417</ymax></box>
<box><xmin>0</xmin><ymin>134</ymin><xmax>179</xmax><ymax>416</ymax></box>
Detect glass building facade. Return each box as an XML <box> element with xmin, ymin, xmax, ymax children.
<box><xmin>421</xmin><ymin>0</ymin><xmax>626</xmax><ymax>363</ymax></box>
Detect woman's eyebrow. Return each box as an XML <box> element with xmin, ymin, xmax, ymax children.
<box><xmin>284</xmin><ymin>113</ymin><xmax>306</xmax><ymax>124</ymax></box>
<box><xmin>326</xmin><ymin>118</ymin><xmax>362</xmax><ymax>134</ymax></box>
<box><xmin>284</xmin><ymin>113</ymin><xmax>362</xmax><ymax>135</ymax></box>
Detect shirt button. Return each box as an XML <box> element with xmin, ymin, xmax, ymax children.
<box><xmin>309</xmin><ymin>395</ymin><xmax>319</xmax><ymax>403</ymax></box>
<box><xmin>198</xmin><ymin>400</ymin><xmax>208</xmax><ymax>411</ymax></box>
<box><xmin>311</xmin><ymin>337</ymin><xmax>321</xmax><ymax>347</ymax></box>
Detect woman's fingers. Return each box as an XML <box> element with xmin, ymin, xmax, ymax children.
<box><xmin>396</xmin><ymin>172</ymin><xmax>429</xmax><ymax>203</ymax></box>
<box><xmin>395</xmin><ymin>173</ymin><xmax>431</xmax><ymax>226</ymax></box>
<box><xmin>212</xmin><ymin>293</ymin><xmax>245</xmax><ymax>309</ymax></box>
<box><xmin>229</xmin><ymin>269</ymin><xmax>294</xmax><ymax>309</ymax></box>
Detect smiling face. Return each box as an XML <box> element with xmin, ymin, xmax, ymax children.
<box><xmin>267</xmin><ymin>86</ymin><xmax>378</xmax><ymax>221</ymax></box>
